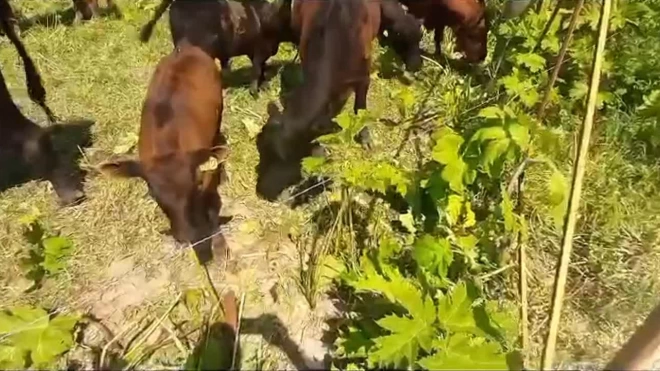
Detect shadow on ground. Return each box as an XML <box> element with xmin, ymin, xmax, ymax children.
<box><xmin>184</xmin><ymin>312</ymin><xmax>324</xmax><ymax>370</ymax></box>
<box><xmin>0</xmin><ymin>118</ymin><xmax>94</xmax><ymax>197</ymax></box>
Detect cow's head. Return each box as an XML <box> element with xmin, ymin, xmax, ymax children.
<box><xmin>99</xmin><ymin>146</ymin><xmax>229</xmax><ymax>245</ymax></box>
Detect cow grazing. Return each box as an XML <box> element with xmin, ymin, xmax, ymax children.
<box><xmin>0</xmin><ymin>0</ymin><xmax>82</xmax><ymax>205</ymax></box>
<box><xmin>140</xmin><ymin>0</ymin><xmax>295</xmax><ymax>96</ymax></box>
<box><xmin>99</xmin><ymin>41</ymin><xmax>227</xmax><ymax>260</ymax></box>
<box><xmin>256</xmin><ymin>0</ymin><xmax>380</xmax><ymax>201</ymax></box>
<box><xmin>400</xmin><ymin>0</ymin><xmax>488</xmax><ymax>63</ymax></box>
<box><xmin>0</xmin><ymin>67</ymin><xmax>83</xmax><ymax>206</ymax></box>
<box><xmin>380</xmin><ymin>0</ymin><xmax>423</xmax><ymax>72</ymax></box>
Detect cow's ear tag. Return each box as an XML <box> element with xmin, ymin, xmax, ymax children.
<box><xmin>198</xmin><ymin>156</ymin><xmax>219</xmax><ymax>173</ymax></box>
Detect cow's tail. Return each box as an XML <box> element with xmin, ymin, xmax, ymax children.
<box><xmin>0</xmin><ymin>0</ymin><xmax>57</xmax><ymax>123</ymax></box>
<box><xmin>140</xmin><ymin>0</ymin><xmax>174</xmax><ymax>43</ymax></box>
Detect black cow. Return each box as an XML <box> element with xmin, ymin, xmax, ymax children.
<box><xmin>0</xmin><ymin>0</ymin><xmax>82</xmax><ymax>205</ymax></box>
<box><xmin>140</xmin><ymin>0</ymin><xmax>294</xmax><ymax>96</ymax></box>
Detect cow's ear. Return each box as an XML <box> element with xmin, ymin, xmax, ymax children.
<box><xmin>98</xmin><ymin>159</ymin><xmax>143</xmax><ymax>179</ymax></box>
<box><xmin>193</xmin><ymin>146</ymin><xmax>230</xmax><ymax>173</ymax></box>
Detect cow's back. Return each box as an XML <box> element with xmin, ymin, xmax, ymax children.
<box><xmin>139</xmin><ymin>44</ymin><xmax>222</xmax><ymax>160</ymax></box>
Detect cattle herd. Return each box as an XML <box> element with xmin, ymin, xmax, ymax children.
<box><xmin>0</xmin><ymin>0</ymin><xmax>488</xmax><ymax>257</ymax></box>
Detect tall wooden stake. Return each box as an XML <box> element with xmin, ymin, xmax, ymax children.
<box><xmin>540</xmin><ymin>0</ymin><xmax>612</xmax><ymax>369</ymax></box>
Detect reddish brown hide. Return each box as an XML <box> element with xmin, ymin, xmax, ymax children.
<box><xmin>400</xmin><ymin>0</ymin><xmax>488</xmax><ymax>63</ymax></box>
<box><xmin>99</xmin><ymin>41</ymin><xmax>227</xmax><ymax>258</ymax></box>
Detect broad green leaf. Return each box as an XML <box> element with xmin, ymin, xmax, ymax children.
<box><xmin>1</xmin><ymin>308</ymin><xmax>78</xmax><ymax>369</ymax></box>
<box><xmin>445</xmin><ymin>195</ymin><xmax>463</xmax><ymax>227</ymax></box>
<box><xmin>350</xmin><ymin>258</ymin><xmax>427</xmax><ymax>319</ymax></box>
<box><xmin>31</xmin><ymin>316</ymin><xmax>78</xmax><ymax>368</ymax></box>
<box><xmin>508</xmin><ymin>123</ymin><xmax>530</xmax><ymax>150</ymax></box>
<box><xmin>41</xmin><ymin>236</ymin><xmax>73</xmax><ymax>274</ymax></box>
<box><xmin>418</xmin><ymin>334</ymin><xmax>508</xmax><ymax>370</ymax></box>
<box><xmin>548</xmin><ymin>169</ymin><xmax>569</xmax><ymax>227</ymax></box>
<box><xmin>472</xmin><ymin>126</ymin><xmax>507</xmax><ymax>143</ymax></box>
<box><xmin>441</xmin><ymin>159</ymin><xmax>467</xmax><ymax>193</ymax></box>
<box><xmin>414</xmin><ymin>235</ymin><xmax>453</xmax><ymax>279</ymax></box>
<box><xmin>0</xmin><ymin>346</ymin><xmax>26</xmax><ymax>369</ymax></box>
<box><xmin>0</xmin><ymin>306</ymin><xmax>49</xmax><ymax>335</ymax></box>
<box><xmin>302</xmin><ymin>156</ymin><xmax>327</xmax><ymax>174</ymax></box>
<box><xmin>486</xmin><ymin>301</ymin><xmax>519</xmax><ymax>347</ymax></box>
<box><xmin>481</xmin><ymin>139</ymin><xmax>511</xmax><ymax>176</ymax></box>
<box><xmin>437</xmin><ymin>283</ymin><xmax>478</xmax><ymax>334</ymax></box>
<box><xmin>432</xmin><ymin>128</ymin><xmax>464</xmax><ymax>165</ymax></box>
<box><xmin>371</xmin><ymin>313</ymin><xmax>436</xmax><ymax>368</ymax></box>
<box><xmin>515</xmin><ymin>52</ymin><xmax>546</xmax><ymax>72</ymax></box>
<box><xmin>569</xmin><ymin>81</ymin><xmax>589</xmax><ymax>102</ymax></box>
<box><xmin>477</xmin><ymin>106</ymin><xmax>505</xmax><ymax>120</ymax></box>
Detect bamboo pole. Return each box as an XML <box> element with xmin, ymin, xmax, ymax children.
<box><xmin>540</xmin><ymin>0</ymin><xmax>612</xmax><ymax>368</ymax></box>
<box><xmin>538</xmin><ymin>0</ymin><xmax>585</xmax><ymax>117</ymax></box>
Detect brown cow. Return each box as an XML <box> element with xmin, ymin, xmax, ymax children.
<box><xmin>400</xmin><ymin>0</ymin><xmax>488</xmax><ymax>63</ymax></box>
<box><xmin>256</xmin><ymin>0</ymin><xmax>381</xmax><ymax>201</ymax></box>
<box><xmin>99</xmin><ymin>40</ymin><xmax>228</xmax><ymax>259</ymax></box>
<box><xmin>140</xmin><ymin>0</ymin><xmax>295</xmax><ymax>96</ymax></box>
<box><xmin>72</xmin><ymin>0</ymin><xmax>115</xmax><ymax>22</ymax></box>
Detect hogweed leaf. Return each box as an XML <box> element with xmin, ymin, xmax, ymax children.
<box><xmin>417</xmin><ymin>334</ymin><xmax>508</xmax><ymax>370</ymax></box>
<box><xmin>414</xmin><ymin>235</ymin><xmax>453</xmax><ymax>279</ymax></box>
<box><xmin>41</xmin><ymin>236</ymin><xmax>73</xmax><ymax>274</ymax></box>
<box><xmin>432</xmin><ymin>128</ymin><xmax>464</xmax><ymax>165</ymax></box>
<box><xmin>437</xmin><ymin>282</ymin><xmax>478</xmax><ymax>334</ymax></box>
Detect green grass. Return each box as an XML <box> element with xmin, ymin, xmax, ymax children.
<box><xmin>1</xmin><ymin>0</ymin><xmax>660</xmax><ymax>368</ymax></box>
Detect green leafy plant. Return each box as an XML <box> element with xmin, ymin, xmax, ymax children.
<box><xmin>18</xmin><ymin>208</ymin><xmax>75</xmax><ymax>290</ymax></box>
<box><xmin>0</xmin><ymin>307</ymin><xmax>80</xmax><ymax>369</ymax></box>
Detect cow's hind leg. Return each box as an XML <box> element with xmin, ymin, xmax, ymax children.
<box><xmin>353</xmin><ymin>80</ymin><xmax>373</xmax><ymax>150</ymax></box>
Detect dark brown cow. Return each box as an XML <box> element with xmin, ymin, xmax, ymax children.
<box><xmin>400</xmin><ymin>0</ymin><xmax>488</xmax><ymax>63</ymax></box>
<box><xmin>99</xmin><ymin>40</ymin><xmax>228</xmax><ymax>258</ymax></box>
<box><xmin>256</xmin><ymin>0</ymin><xmax>381</xmax><ymax>201</ymax></box>
<box><xmin>72</xmin><ymin>0</ymin><xmax>115</xmax><ymax>22</ymax></box>
<box><xmin>140</xmin><ymin>0</ymin><xmax>295</xmax><ymax>96</ymax></box>
<box><xmin>380</xmin><ymin>0</ymin><xmax>423</xmax><ymax>71</ymax></box>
